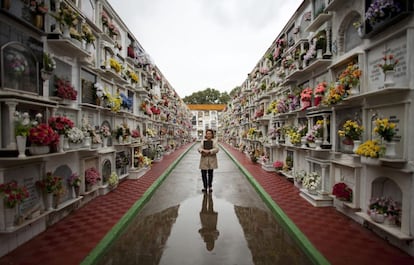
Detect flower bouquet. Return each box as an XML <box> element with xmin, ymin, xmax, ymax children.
<box><xmin>14</xmin><ymin>111</ymin><xmax>38</xmax><ymax>137</ymax></box>
<box><xmin>314</xmin><ymin>81</ymin><xmax>327</xmax><ymax>97</ymax></box>
<box><xmin>81</xmin><ymin>23</ymin><xmax>95</xmax><ymax>44</ymax></box>
<box><xmin>337</xmin><ymin>120</ymin><xmax>364</xmax><ymax>141</ymax></box>
<box><xmin>55</xmin><ymin>77</ymin><xmax>77</xmax><ymax>100</ymax></box>
<box><xmin>68</xmin><ymin>173</ymin><xmax>81</xmax><ymax>187</ymax></box>
<box><xmin>332</xmin><ymin>182</ymin><xmax>352</xmax><ymax>202</ymax></box>
<box><xmin>85</xmin><ymin>167</ymin><xmax>101</xmax><ymax>185</ymax></box>
<box><xmin>108</xmin><ymin>172</ymin><xmax>119</xmax><ymax>188</ymax></box>
<box><xmin>374</xmin><ymin>118</ymin><xmax>396</xmax><ymax>142</ymax></box>
<box><xmin>355</xmin><ymin>140</ymin><xmax>383</xmax><ymax>158</ymax></box>
<box><xmin>378</xmin><ymin>53</ymin><xmax>399</xmax><ymax>72</ymax></box>
<box><xmin>29</xmin><ymin>124</ymin><xmax>59</xmax><ymax>146</ymax></box>
<box><xmin>66</xmin><ymin>127</ymin><xmax>85</xmax><ymax>144</ymax></box>
<box><xmin>0</xmin><ymin>181</ymin><xmax>29</xmax><ymax>208</ymax></box>
<box><xmin>131</xmin><ymin>129</ymin><xmax>140</xmax><ymax>139</ymax></box>
<box><xmin>273</xmin><ymin>160</ymin><xmax>284</xmax><ymax>171</ymax></box>
<box><xmin>43</xmin><ymin>53</ymin><xmax>56</xmax><ymax>73</ymax></box>
<box><xmin>338</xmin><ymin>62</ymin><xmax>362</xmax><ymax>89</ymax></box>
<box><xmin>48</xmin><ymin>116</ymin><xmax>74</xmax><ymax>135</ymax></box>
<box><xmin>323</xmin><ymin>83</ymin><xmax>346</xmax><ymax>105</ymax></box>
<box><xmin>109</xmin><ymin>58</ymin><xmax>122</xmax><ymax>73</ymax></box>
<box><xmin>369</xmin><ymin>196</ymin><xmax>401</xmax><ymax>224</ymax></box>
<box><xmin>302</xmin><ymin>172</ymin><xmax>321</xmax><ymax>194</ymax></box>
<box><xmin>365</xmin><ymin>0</ymin><xmax>401</xmax><ymax>27</ymax></box>
<box><xmin>300</xmin><ymin>87</ymin><xmax>313</xmax><ymax>102</ymax></box>
<box><xmin>6</xmin><ymin>50</ymin><xmax>28</xmax><ymax>77</ymax></box>
<box><xmin>36</xmin><ymin>172</ymin><xmax>63</xmax><ymax>194</ymax></box>
<box><xmin>100</xmin><ymin>125</ymin><xmax>112</xmax><ymax>138</ymax></box>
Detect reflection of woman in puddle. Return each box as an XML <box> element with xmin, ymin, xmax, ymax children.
<box><xmin>199</xmin><ymin>193</ymin><xmax>219</xmax><ymax>251</ymax></box>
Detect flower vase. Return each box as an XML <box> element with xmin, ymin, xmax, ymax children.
<box><xmin>84</xmin><ymin>136</ymin><xmax>91</xmax><ymax>148</ymax></box>
<box><xmin>349</xmin><ymin>85</ymin><xmax>360</xmax><ymax>96</ymax></box>
<box><xmin>73</xmin><ymin>186</ymin><xmax>80</xmax><ymax>198</ymax></box>
<box><xmin>314</xmin><ymin>96</ymin><xmax>322</xmax><ymax>107</ymax></box>
<box><xmin>301</xmin><ymin>137</ymin><xmax>307</xmax><ymax>148</ymax></box>
<box><xmin>353</xmin><ymin>140</ymin><xmax>361</xmax><ymax>153</ymax></box>
<box><xmin>384</xmin><ymin>70</ymin><xmax>395</xmax><ymax>87</ymax></box>
<box><xmin>45</xmin><ymin>193</ymin><xmax>54</xmax><ymax>211</ymax></box>
<box><xmin>384</xmin><ymin>141</ymin><xmax>397</xmax><ymax>158</ymax></box>
<box><xmin>315</xmin><ymin>138</ymin><xmax>322</xmax><ymax>150</ymax></box>
<box><xmin>308</xmin><ymin>141</ymin><xmax>316</xmax><ymax>148</ymax></box>
<box><xmin>357</xmin><ymin>26</ymin><xmax>364</xmax><ymax>37</ymax></box>
<box><xmin>29</xmin><ymin>145</ymin><xmax>50</xmax><ymax>155</ymax></box>
<box><xmin>118</xmin><ymin>136</ymin><xmax>123</xmax><ymax>144</ymax></box>
<box><xmin>103</xmin><ymin>137</ymin><xmax>108</xmax><ymax>148</ymax></box>
<box><xmin>4</xmin><ymin>206</ymin><xmax>17</xmax><ymax>231</ymax></box>
<box><xmin>62</xmin><ymin>24</ymin><xmax>71</xmax><ymax>39</ymax></box>
<box><xmin>58</xmin><ymin>134</ymin><xmax>65</xmax><ymax>153</ymax></box>
<box><xmin>16</xmin><ymin>136</ymin><xmax>27</xmax><ymax>158</ymax></box>
<box><xmin>371</xmin><ymin>212</ymin><xmax>385</xmax><ymax>223</ymax></box>
<box><xmin>316</xmin><ymin>49</ymin><xmax>323</xmax><ymax>59</ymax></box>
<box><xmin>342</xmin><ymin>137</ymin><xmax>354</xmax><ymax>153</ymax></box>
<box><xmin>301</xmin><ymin>100</ymin><xmax>311</xmax><ymax>110</ymax></box>
<box><xmin>63</xmin><ymin>137</ymin><xmax>70</xmax><ymax>150</ymax></box>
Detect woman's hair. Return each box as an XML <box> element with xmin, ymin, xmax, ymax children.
<box><xmin>205</xmin><ymin>129</ymin><xmax>215</xmax><ymax>138</ymax></box>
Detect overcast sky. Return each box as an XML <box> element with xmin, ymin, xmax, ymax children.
<box><xmin>108</xmin><ymin>0</ymin><xmax>303</xmax><ymax>98</ymax></box>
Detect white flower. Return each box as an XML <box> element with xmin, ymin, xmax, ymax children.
<box><xmin>67</xmin><ymin>127</ymin><xmax>85</xmax><ymax>143</ymax></box>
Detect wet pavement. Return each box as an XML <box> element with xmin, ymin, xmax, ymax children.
<box><xmin>95</xmin><ymin>144</ymin><xmax>311</xmax><ymax>265</ymax></box>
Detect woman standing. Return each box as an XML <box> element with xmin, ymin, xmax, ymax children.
<box><xmin>198</xmin><ymin>129</ymin><xmax>219</xmax><ymax>193</ymax></box>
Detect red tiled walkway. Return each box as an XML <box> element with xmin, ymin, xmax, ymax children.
<box><xmin>0</xmin><ymin>143</ymin><xmax>192</xmax><ymax>265</ymax></box>
<box><xmin>1</xmin><ymin>142</ymin><xmax>414</xmax><ymax>265</ymax></box>
<box><xmin>222</xmin><ymin>143</ymin><xmax>414</xmax><ymax>265</ymax></box>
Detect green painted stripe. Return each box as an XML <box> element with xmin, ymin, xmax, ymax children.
<box><xmin>220</xmin><ymin>145</ymin><xmax>330</xmax><ymax>265</ymax></box>
<box><xmin>81</xmin><ymin>143</ymin><xmax>195</xmax><ymax>265</ymax></box>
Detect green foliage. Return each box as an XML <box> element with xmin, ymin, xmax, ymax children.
<box><xmin>183</xmin><ymin>88</ymin><xmax>230</xmax><ymax>104</ymax></box>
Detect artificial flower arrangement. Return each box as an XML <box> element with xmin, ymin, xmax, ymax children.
<box><xmin>323</xmin><ymin>82</ymin><xmax>346</xmax><ymax>105</ymax></box>
<box><xmin>36</xmin><ymin>172</ymin><xmax>63</xmax><ymax>194</ymax></box>
<box><xmin>126</xmin><ymin>69</ymin><xmax>139</xmax><ymax>83</ymax></box>
<box><xmin>314</xmin><ymin>81</ymin><xmax>327</xmax><ymax>97</ymax></box>
<box><xmin>6</xmin><ymin>50</ymin><xmax>28</xmax><ymax>76</ymax></box>
<box><xmin>109</xmin><ymin>58</ymin><xmax>122</xmax><ymax>73</ymax></box>
<box><xmin>254</xmin><ymin>108</ymin><xmax>264</xmax><ymax>118</ymax></box>
<box><xmin>150</xmin><ymin>105</ymin><xmax>161</xmax><ymax>115</ymax></box>
<box><xmin>66</xmin><ymin>127</ymin><xmax>85</xmax><ymax>144</ymax></box>
<box><xmin>48</xmin><ymin>116</ymin><xmax>74</xmax><ymax>135</ymax></box>
<box><xmin>306</xmin><ymin>120</ymin><xmax>324</xmax><ymax>142</ymax></box>
<box><xmin>374</xmin><ymin>118</ymin><xmax>396</xmax><ymax>142</ymax></box>
<box><xmin>268</xmin><ymin>127</ymin><xmax>280</xmax><ymax>139</ymax></box>
<box><xmin>0</xmin><ymin>181</ymin><xmax>29</xmax><ymax>208</ymax></box>
<box><xmin>69</xmin><ymin>27</ymin><xmax>82</xmax><ymax>41</ymax></box>
<box><xmin>108</xmin><ymin>172</ymin><xmax>119</xmax><ymax>188</ymax></box>
<box><xmin>337</xmin><ymin>120</ymin><xmax>364</xmax><ymax>141</ymax></box>
<box><xmin>338</xmin><ymin>62</ymin><xmax>362</xmax><ymax>89</ymax></box>
<box><xmin>84</xmin><ymin>167</ymin><xmax>101</xmax><ymax>185</ymax></box>
<box><xmin>300</xmin><ymin>87</ymin><xmax>313</xmax><ymax>102</ymax></box>
<box><xmin>368</xmin><ymin>196</ymin><xmax>401</xmax><ymax>224</ymax></box>
<box><xmin>82</xmin><ymin>23</ymin><xmax>96</xmax><ymax>44</ymax></box>
<box><xmin>365</xmin><ymin>0</ymin><xmax>401</xmax><ymax>27</ymax></box>
<box><xmin>14</xmin><ymin>111</ymin><xmax>40</xmax><ymax>137</ymax></box>
<box><xmin>247</xmin><ymin>127</ymin><xmax>258</xmax><ymax>137</ymax></box>
<box><xmin>29</xmin><ymin>123</ymin><xmax>59</xmax><ymax>146</ymax></box>
<box><xmin>108</xmin><ymin>22</ymin><xmax>119</xmax><ymax>37</ymax></box>
<box><xmin>273</xmin><ymin>160</ymin><xmax>284</xmax><ymax>171</ymax></box>
<box><xmin>355</xmin><ymin>139</ymin><xmax>382</xmax><ymax>158</ymax></box>
<box><xmin>91</xmin><ymin>129</ymin><xmax>103</xmax><ymax>144</ymax></box>
<box><xmin>101</xmin><ymin>10</ymin><xmax>109</xmax><ymax>26</ymax></box>
<box><xmin>52</xmin><ymin>4</ymin><xmax>78</xmax><ymax>27</ymax></box>
<box><xmin>378</xmin><ymin>53</ymin><xmax>399</xmax><ymax>72</ymax></box>
<box><xmin>146</xmin><ymin>128</ymin><xmax>156</xmax><ymax>137</ymax></box>
<box><xmin>297</xmin><ymin>123</ymin><xmax>308</xmax><ymax>137</ymax></box>
<box><xmin>294</xmin><ymin>170</ymin><xmax>306</xmax><ymax>184</ymax></box>
<box><xmin>287</xmin><ymin>128</ymin><xmax>301</xmax><ymax>145</ymax></box>
<box><xmin>120</xmin><ymin>93</ymin><xmax>133</xmax><ymax>110</ymax></box>
<box><xmin>55</xmin><ymin>76</ymin><xmax>77</xmax><ymax>100</ymax></box>
<box><xmin>332</xmin><ymin>182</ymin><xmax>353</xmax><ymax>202</ymax></box>
<box><xmin>302</xmin><ymin>171</ymin><xmax>321</xmax><ymax>192</ymax></box>
<box><xmin>276</xmin><ymin>98</ymin><xmax>288</xmax><ymax>114</ymax></box>
<box><xmin>68</xmin><ymin>173</ymin><xmax>81</xmax><ymax>187</ymax></box>
<box><xmin>131</xmin><ymin>129</ymin><xmax>140</xmax><ymax>138</ymax></box>
<box><xmin>100</xmin><ymin>125</ymin><xmax>112</xmax><ymax>138</ymax></box>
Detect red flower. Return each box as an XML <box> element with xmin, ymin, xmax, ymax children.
<box><xmin>29</xmin><ymin>124</ymin><xmax>59</xmax><ymax>145</ymax></box>
<box><xmin>48</xmin><ymin>116</ymin><xmax>74</xmax><ymax>135</ymax></box>
<box><xmin>332</xmin><ymin>182</ymin><xmax>352</xmax><ymax>201</ymax></box>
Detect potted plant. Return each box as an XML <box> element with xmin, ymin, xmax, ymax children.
<box><xmin>332</xmin><ymin>182</ymin><xmax>353</xmax><ymax>202</ymax></box>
